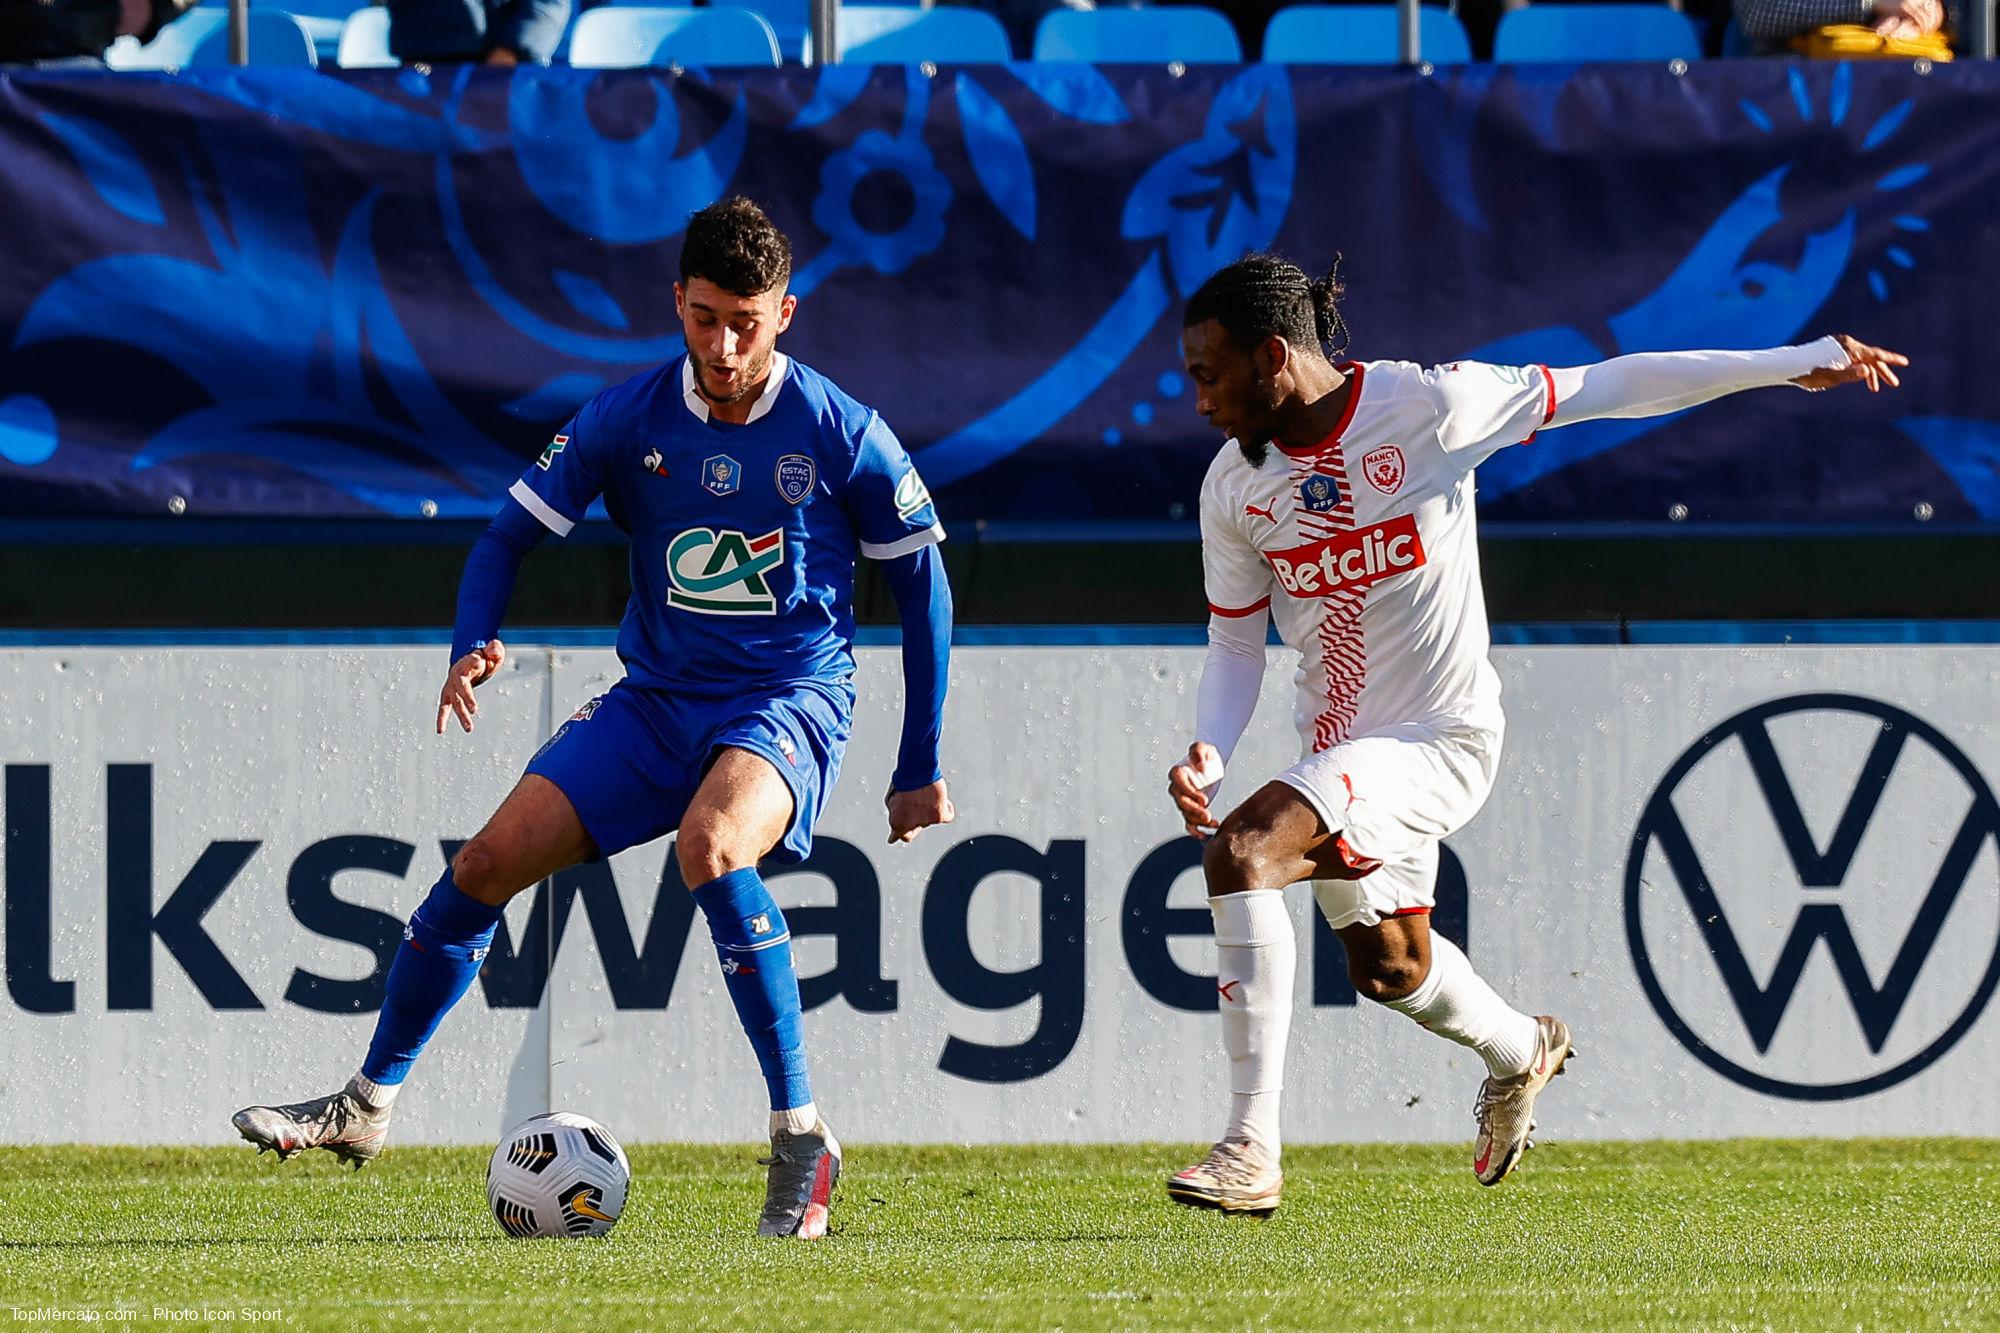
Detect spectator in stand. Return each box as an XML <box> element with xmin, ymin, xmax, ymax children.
<box><xmin>389</xmin><ymin>0</ymin><xmax>571</xmax><ymax>65</ymax></box>
<box><xmin>1734</xmin><ymin>0</ymin><xmax>1953</xmax><ymax>49</ymax></box>
<box><xmin>937</xmin><ymin>0</ymin><xmax>1093</xmax><ymax>59</ymax></box>
<box><xmin>0</xmin><ymin>0</ymin><xmax>195</xmax><ymax>65</ymax></box>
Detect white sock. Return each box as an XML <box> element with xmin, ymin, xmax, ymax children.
<box><xmin>347</xmin><ymin>1072</ymin><xmax>399</xmax><ymax>1111</ymax></box>
<box><xmin>1210</xmin><ymin>889</ymin><xmax>1295</xmax><ymax>1158</ymax></box>
<box><xmin>1381</xmin><ymin>934</ymin><xmax>1539</xmax><ymax>1077</ymax></box>
<box><xmin>772</xmin><ymin>1101</ymin><xmax>818</xmax><ymax>1136</ymax></box>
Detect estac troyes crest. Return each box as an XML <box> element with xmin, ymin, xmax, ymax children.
<box><xmin>666</xmin><ymin>527</ymin><xmax>784</xmax><ymax>615</ymax></box>
<box><xmin>1300</xmin><ymin>472</ymin><xmax>1341</xmax><ymax>513</ymax></box>
<box><xmin>775</xmin><ymin>454</ymin><xmax>817</xmax><ymax>505</ymax></box>
<box><xmin>702</xmin><ymin>454</ymin><xmax>742</xmax><ymax>498</ymax></box>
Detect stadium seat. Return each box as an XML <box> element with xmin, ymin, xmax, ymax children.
<box><xmin>106</xmin><ymin>8</ymin><xmax>318</xmax><ymax>67</ymax></box>
<box><xmin>707</xmin><ymin>0</ymin><xmax>807</xmax><ymax>60</ymax></box>
<box><xmin>1263</xmin><ymin>4</ymin><xmax>1472</xmax><ymax>63</ymax></box>
<box><xmin>568</xmin><ymin>6</ymin><xmax>783</xmax><ymax>66</ymax></box>
<box><xmin>1032</xmin><ymin>6</ymin><xmax>1243</xmax><ymax>62</ymax></box>
<box><xmin>336</xmin><ymin>6</ymin><xmax>394</xmax><ymax>66</ymax></box>
<box><xmin>804</xmin><ymin>6</ymin><xmax>1011</xmax><ymax>62</ymax></box>
<box><xmin>200</xmin><ymin>0</ymin><xmax>361</xmax><ymax>59</ymax></box>
<box><xmin>1492</xmin><ymin>4</ymin><xmax>1700</xmax><ymax>60</ymax></box>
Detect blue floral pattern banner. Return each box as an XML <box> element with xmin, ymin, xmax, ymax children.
<box><xmin>1</xmin><ymin>62</ymin><xmax>1997</xmax><ymax>525</ymax></box>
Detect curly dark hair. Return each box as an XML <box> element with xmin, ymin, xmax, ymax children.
<box><xmin>679</xmin><ymin>196</ymin><xmax>793</xmax><ymax>296</ymax></box>
<box><xmin>1182</xmin><ymin>251</ymin><xmax>1349</xmax><ymax>360</ymax></box>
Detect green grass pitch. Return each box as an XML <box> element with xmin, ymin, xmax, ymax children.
<box><xmin>3</xmin><ymin>1140</ymin><xmax>1998</xmax><ymax>1330</ymax></box>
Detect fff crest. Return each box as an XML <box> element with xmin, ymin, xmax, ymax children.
<box><xmin>1300</xmin><ymin>472</ymin><xmax>1341</xmax><ymax>513</ymax></box>
<box><xmin>702</xmin><ymin>454</ymin><xmax>741</xmax><ymax>498</ymax></box>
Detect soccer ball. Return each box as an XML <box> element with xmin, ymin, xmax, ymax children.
<box><xmin>486</xmin><ymin>1111</ymin><xmax>631</xmax><ymax>1239</ymax></box>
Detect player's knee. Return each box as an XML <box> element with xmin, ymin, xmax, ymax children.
<box><xmin>1351</xmin><ymin>953</ymin><xmax>1426</xmax><ymax>1004</ymax></box>
<box><xmin>675</xmin><ymin>818</ymin><xmax>748</xmax><ymax>888</ymax></box>
<box><xmin>451</xmin><ymin>838</ymin><xmax>516</xmax><ymax>907</ymax></box>
<box><xmin>1203</xmin><ymin>819</ymin><xmax>1278</xmax><ymax>894</ymax></box>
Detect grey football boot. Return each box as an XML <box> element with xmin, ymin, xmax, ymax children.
<box><xmin>232</xmin><ymin>1078</ymin><xmax>392</xmax><ymax>1169</ymax></box>
<box><xmin>758</xmin><ymin>1117</ymin><xmax>841</xmax><ymax>1238</ymax></box>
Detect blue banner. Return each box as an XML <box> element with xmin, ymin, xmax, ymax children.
<box><xmin>1</xmin><ymin>62</ymin><xmax>1996</xmax><ymax>525</ymax></box>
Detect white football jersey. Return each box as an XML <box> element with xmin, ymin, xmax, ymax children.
<box><xmin>1200</xmin><ymin>358</ymin><xmax>1555</xmax><ymax>753</ymax></box>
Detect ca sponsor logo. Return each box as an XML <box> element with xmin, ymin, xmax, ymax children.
<box><xmin>1264</xmin><ymin>515</ymin><xmax>1424</xmax><ymax>597</ymax></box>
<box><xmin>536</xmin><ymin>434</ymin><xmax>568</xmax><ymax>471</ymax></box>
<box><xmin>1626</xmin><ymin>694</ymin><xmax>2000</xmax><ymax>1100</ymax></box>
<box><xmin>665</xmin><ymin>527</ymin><xmax>784</xmax><ymax>615</ymax></box>
<box><xmin>894</xmin><ymin>468</ymin><xmax>932</xmax><ymax>521</ymax></box>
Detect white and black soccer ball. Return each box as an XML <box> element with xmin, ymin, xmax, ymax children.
<box><xmin>486</xmin><ymin>1111</ymin><xmax>631</xmax><ymax>1239</ymax></box>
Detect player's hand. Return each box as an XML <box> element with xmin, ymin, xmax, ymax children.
<box><xmin>436</xmin><ymin>639</ymin><xmax>506</xmax><ymax>735</ymax></box>
<box><xmin>1793</xmin><ymin>335</ymin><xmax>1909</xmax><ymax>394</ymax></box>
<box><xmin>1168</xmin><ymin>742</ymin><xmax>1225</xmax><ymax>840</ymax></box>
<box><xmin>886</xmin><ymin>780</ymin><xmax>954</xmax><ymax>845</ymax></box>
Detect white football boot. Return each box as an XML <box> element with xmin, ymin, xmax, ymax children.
<box><xmin>1473</xmin><ymin>1014</ymin><xmax>1573</xmax><ymax>1186</ymax></box>
<box><xmin>1166</xmin><ymin>1139</ymin><xmax>1283</xmax><ymax>1215</ymax></box>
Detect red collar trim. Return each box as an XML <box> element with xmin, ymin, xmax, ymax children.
<box><xmin>1272</xmin><ymin>362</ymin><xmax>1364</xmax><ymax>458</ymax></box>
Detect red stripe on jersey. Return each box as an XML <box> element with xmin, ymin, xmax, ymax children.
<box><xmin>1522</xmin><ymin>363</ymin><xmax>1558</xmax><ymax>446</ymax></box>
<box><xmin>1289</xmin><ymin>442</ymin><xmax>1368</xmax><ymax>753</ymax></box>
<box><xmin>1209</xmin><ymin>597</ymin><xmax>1271</xmax><ymax>618</ymax></box>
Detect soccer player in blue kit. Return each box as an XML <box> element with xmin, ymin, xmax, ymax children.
<box><xmin>233</xmin><ymin>197</ymin><xmax>956</xmax><ymax>1240</ymax></box>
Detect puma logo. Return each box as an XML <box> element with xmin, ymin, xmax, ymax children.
<box><xmin>1243</xmin><ymin>501</ymin><xmax>1277</xmax><ymax>523</ymax></box>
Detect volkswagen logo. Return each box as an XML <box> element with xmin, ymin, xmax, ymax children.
<box><xmin>1625</xmin><ymin>693</ymin><xmax>2000</xmax><ymax>1101</ymax></box>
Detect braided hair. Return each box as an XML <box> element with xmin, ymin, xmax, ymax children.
<box><xmin>1183</xmin><ymin>252</ymin><xmax>1350</xmax><ymax>361</ymax></box>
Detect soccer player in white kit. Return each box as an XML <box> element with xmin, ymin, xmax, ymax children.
<box><xmin>1163</xmin><ymin>253</ymin><xmax>1909</xmax><ymax>1211</ymax></box>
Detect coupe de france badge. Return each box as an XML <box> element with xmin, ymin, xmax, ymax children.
<box><xmin>702</xmin><ymin>454</ymin><xmax>741</xmax><ymax>498</ymax></box>
<box><xmin>1300</xmin><ymin>472</ymin><xmax>1341</xmax><ymax>513</ymax></box>
<box><xmin>775</xmin><ymin>454</ymin><xmax>817</xmax><ymax>505</ymax></box>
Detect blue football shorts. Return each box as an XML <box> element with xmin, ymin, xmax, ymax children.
<box><xmin>523</xmin><ymin>677</ymin><xmax>853</xmax><ymax>864</ymax></box>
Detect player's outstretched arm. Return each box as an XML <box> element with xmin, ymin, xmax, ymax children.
<box><xmin>435</xmin><ymin>500</ymin><xmax>550</xmax><ymax>735</ymax></box>
<box><xmin>1543</xmin><ymin>334</ymin><xmax>1906</xmax><ymax>431</ymax></box>
<box><xmin>880</xmin><ymin>544</ymin><xmax>955</xmax><ymax>844</ymax></box>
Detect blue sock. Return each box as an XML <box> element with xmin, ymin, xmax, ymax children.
<box><xmin>362</xmin><ymin>869</ymin><xmax>504</xmax><ymax>1088</ymax></box>
<box><xmin>691</xmin><ymin>867</ymin><xmax>813</xmax><ymax>1112</ymax></box>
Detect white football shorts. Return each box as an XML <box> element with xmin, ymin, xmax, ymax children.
<box><xmin>1274</xmin><ymin>721</ymin><xmax>1502</xmax><ymax>931</ymax></box>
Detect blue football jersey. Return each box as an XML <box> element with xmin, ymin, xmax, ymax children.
<box><xmin>507</xmin><ymin>353</ymin><xmax>945</xmax><ymax>697</ymax></box>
